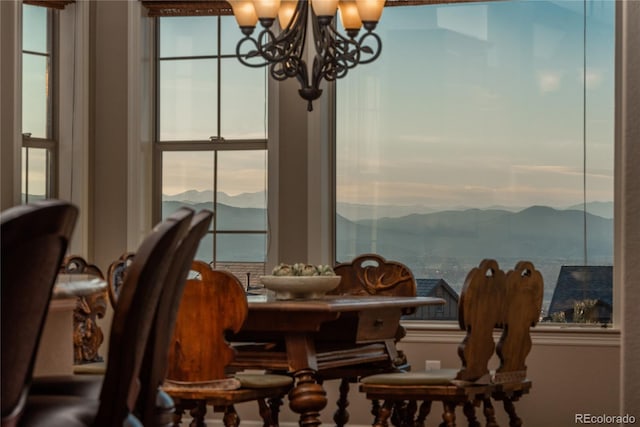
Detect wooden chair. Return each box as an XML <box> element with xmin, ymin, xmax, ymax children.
<box><xmin>324</xmin><ymin>254</ymin><xmax>418</xmax><ymax>427</ymax></box>
<box><xmin>18</xmin><ymin>208</ymin><xmax>193</xmax><ymax>427</ymax></box>
<box><xmin>58</xmin><ymin>255</ymin><xmax>108</xmax><ymax>365</ymax></box>
<box><xmin>358</xmin><ymin>259</ymin><xmax>507</xmax><ymax>427</ymax></box>
<box><xmin>484</xmin><ymin>261</ymin><xmax>543</xmax><ymax>427</ymax></box>
<box><xmin>106</xmin><ymin>252</ymin><xmax>136</xmax><ymax>308</ymax></box>
<box><xmin>162</xmin><ymin>261</ymin><xmax>293</xmax><ymax>427</ymax></box>
<box><xmin>1</xmin><ymin>200</ymin><xmax>79</xmax><ymax>427</ymax></box>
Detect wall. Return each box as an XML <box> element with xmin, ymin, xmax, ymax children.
<box><xmin>2</xmin><ymin>0</ymin><xmax>637</xmax><ymax>423</ymax></box>
<box><xmin>619</xmin><ymin>0</ymin><xmax>640</xmax><ymax>416</ymax></box>
<box><xmin>0</xmin><ymin>0</ymin><xmax>21</xmax><ymax>210</ymax></box>
<box><xmin>225</xmin><ymin>328</ymin><xmax>620</xmax><ymax>427</ymax></box>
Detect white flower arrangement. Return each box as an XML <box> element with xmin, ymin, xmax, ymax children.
<box><xmin>272</xmin><ymin>263</ymin><xmax>336</xmax><ymax>277</ymax></box>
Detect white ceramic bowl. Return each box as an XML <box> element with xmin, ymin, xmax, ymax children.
<box><xmin>260</xmin><ymin>275</ymin><xmax>341</xmax><ymax>300</ymax></box>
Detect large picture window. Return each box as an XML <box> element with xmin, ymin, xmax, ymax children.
<box><xmin>336</xmin><ymin>1</ymin><xmax>614</xmax><ymax>323</ymax></box>
<box><xmin>22</xmin><ymin>4</ymin><xmax>56</xmax><ymax>203</ymax></box>
<box><xmin>155</xmin><ymin>15</ymin><xmax>268</xmax><ymax>290</ymax></box>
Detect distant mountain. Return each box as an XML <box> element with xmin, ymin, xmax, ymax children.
<box><xmin>337</xmin><ymin>202</ymin><xmax>435</xmax><ymax>221</ymax></box>
<box><xmin>163</xmin><ymin>190</ymin><xmax>266</xmax><ymax>209</ymax></box>
<box><xmin>337</xmin><ymin>205</ymin><xmax>613</xmax><ymax>308</ymax></box>
<box><xmin>565</xmin><ymin>201</ymin><xmax>613</xmax><ymax>219</ymax></box>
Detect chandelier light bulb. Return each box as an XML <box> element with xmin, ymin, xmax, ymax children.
<box><xmin>355</xmin><ymin>0</ymin><xmax>384</xmax><ymax>27</ymax></box>
<box><xmin>311</xmin><ymin>0</ymin><xmax>339</xmax><ymax>18</ymax></box>
<box><xmin>253</xmin><ymin>0</ymin><xmax>282</xmax><ymax>27</ymax></box>
<box><xmin>338</xmin><ymin>0</ymin><xmax>362</xmax><ymax>36</ymax></box>
<box><xmin>278</xmin><ymin>0</ymin><xmax>298</xmax><ymax>30</ymax></box>
<box><xmin>229</xmin><ymin>0</ymin><xmax>259</xmax><ymax>31</ymax></box>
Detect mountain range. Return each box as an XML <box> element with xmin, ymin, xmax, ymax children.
<box><xmin>163</xmin><ymin>190</ymin><xmax>614</xmax><ymax>219</ymax></box>
<box><xmin>163</xmin><ymin>192</ymin><xmax>614</xmax><ymax>309</ymax></box>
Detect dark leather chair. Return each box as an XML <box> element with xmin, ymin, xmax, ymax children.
<box><xmin>28</xmin><ymin>210</ymin><xmax>214</xmax><ymax>427</ymax></box>
<box><xmin>137</xmin><ymin>209</ymin><xmax>214</xmax><ymax>426</ymax></box>
<box><xmin>1</xmin><ymin>200</ymin><xmax>79</xmax><ymax>427</ymax></box>
<box><xmin>18</xmin><ymin>207</ymin><xmax>194</xmax><ymax>427</ymax></box>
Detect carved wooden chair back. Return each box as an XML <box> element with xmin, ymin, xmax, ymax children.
<box><xmin>163</xmin><ymin>261</ymin><xmax>293</xmax><ymax>427</ymax></box>
<box><xmin>456</xmin><ymin>258</ymin><xmax>507</xmax><ymax>383</ymax></box>
<box><xmin>106</xmin><ymin>252</ymin><xmax>136</xmax><ymax>308</ymax></box>
<box><xmin>60</xmin><ymin>255</ymin><xmax>104</xmax><ymax>278</ymax></box>
<box><xmin>59</xmin><ymin>255</ymin><xmax>108</xmax><ymax>365</ymax></box>
<box><xmin>495</xmin><ymin>261</ymin><xmax>544</xmax><ymax>382</ymax></box>
<box><xmin>1</xmin><ymin>200</ymin><xmax>78</xmax><ymax>427</ymax></box>
<box><xmin>331</xmin><ymin>253</ymin><xmax>417</xmax><ymax>299</ymax></box>
<box><xmin>486</xmin><ymin>261</ymin><xmax>544</xmax><ymax>427</ymax></box>
<box><xmin>166</xmin><ymin>260</ymin><xmax>248</xmax><ymax>382</ymax></box>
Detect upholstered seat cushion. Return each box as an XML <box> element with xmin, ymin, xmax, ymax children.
<box><xmin>29</xmin><ymin>375</ymin><xmax>102</xmax><ymax>399</ymax></box>
<box><xmin>20</xmin><ymin>395</ymin><xmax>143</xmax><ymax>427</ymax></box>
<box><xmin>73</xmin><ymin>361</ymin><xmax>107</xmax><ymax>376</ymax></box>
<box><xmin>360</xmin><ymin>369</ymin><xmax>459</xmax><ymax>386</ymax></box>
<box><xmin>235</xmin><ymin>373</ymin><xmax>293</xmax><ymax>389</ymax></box>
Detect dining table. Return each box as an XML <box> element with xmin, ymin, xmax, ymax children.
<box><xmin>34</xmin><ymin>273</ymin><xmax>108</xmax><ymax>376</ymax></box>
<box><xmin>228</xmin><ymin>294</ymin><xmax>445</xmax><ymax>427</ymax></box>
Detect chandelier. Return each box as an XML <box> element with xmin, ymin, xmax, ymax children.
<box><xmin>228</xmin><ymin>0</ymin><xmax>386</xmax><ymax>111</ymax></box>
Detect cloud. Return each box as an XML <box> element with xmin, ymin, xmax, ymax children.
<box><xmin>537</xmin><ymin>71</ymin><xmax>562</xmax><ymax>93</ymax></box>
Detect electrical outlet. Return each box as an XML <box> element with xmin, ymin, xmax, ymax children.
<box><xmin>425</xmin><ymin>360</ymin><xmax>441</xmax><ymax>371</ymax></box>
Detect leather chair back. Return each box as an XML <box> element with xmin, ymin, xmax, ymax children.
<box><xmin>1</xmin><ymin>200</ymin><xmax>78</xmax><ymax>425</ymax></box>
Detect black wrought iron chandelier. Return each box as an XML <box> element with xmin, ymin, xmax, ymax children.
<box><xmin>228</xmin><ymin>0</ymin><xmax>385</xmax><ymax>111</ymax></box>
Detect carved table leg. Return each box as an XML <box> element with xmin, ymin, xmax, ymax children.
<box><xmin>288</xmin><ymin>369</ymin><xmax>327</xmax><ymax>427</ymax></box>
<box><xmin>334</xmin><ymin>377</ymin><xmax>351</xmax><ymax>427</ymax></box>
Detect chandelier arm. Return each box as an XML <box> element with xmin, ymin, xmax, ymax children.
<box><xmin>232</xmin><ymin>0</ymin><xmax>382</xmax><ymax>112</ymax></box>
<box><xmin>236</xmin><ymin>36</ymin><xmax>272</xmax><ymax>68</ymax></box>
<box><xmin>356</xmin><ymin>30</ymin><xmax>383</xmax><ymax>65</ymax></box>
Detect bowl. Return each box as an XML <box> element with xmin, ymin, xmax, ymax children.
<box><xmin>259</xmin><ymin>275</ymin><xmax>341</xmax><ymax>300</ymax></box>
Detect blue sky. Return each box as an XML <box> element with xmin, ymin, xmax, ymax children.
<box><xmin>336</xmin><ymin>0</ymin><xmax>615</xmax><ymax>209</ymax></box>
<box><xmin>22</xmin><ymin>1</ymin><xmax>615</xmax><ymax>209</ymax></box>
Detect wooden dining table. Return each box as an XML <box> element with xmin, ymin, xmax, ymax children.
<box><xmin>229</xmin><ymin>294</ymin><xmax>444</xmax><ymax>427</ymax></box>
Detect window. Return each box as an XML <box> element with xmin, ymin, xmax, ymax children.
<box><xmin>22</xmin><ymin>4</ymin><xmax>57</xmax><ymax>203</ymax></box>
<box><xmin>336</xmin><ymin>1</ymin><xmax>614</xmax><ymax>323</ymax></box>
<box><xmin>155</xmin><ymin>16</ymin><xmax>268</xmax><ymax>289</ymax></box>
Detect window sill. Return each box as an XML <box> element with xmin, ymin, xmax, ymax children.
<box><xmin>402</xmin><ymin>321</ymin><xmax>621</xmax><ymax>347</ymax></box>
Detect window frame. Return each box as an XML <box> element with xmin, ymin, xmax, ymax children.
<box><xmin>21</xmin><ymin>3</ymin><xmax>59</xmax><ymax>203</ymax></box>
<box><xmin>330</xmin><ymin>0</ymin><xmax>617</xmax><ymax>327</ymax></box>
<box><xmin>152</xmin><ymin>14</ymin><xmax>269</xmax><ymax>268</ymax></box>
